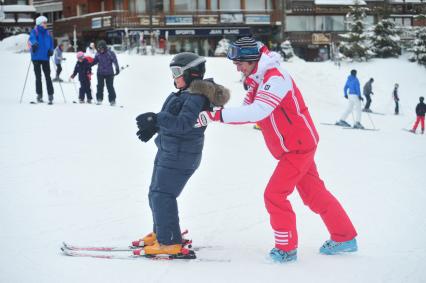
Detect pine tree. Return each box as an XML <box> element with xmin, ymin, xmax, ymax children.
<box><xmin>371</xmin><ymin>19</ymin><xmax>401</xmax><ymax>58</ymax></box>
<box><xmin>339</xmin><ymin>0</ymin><xmax>372</xmax><ymax>61</ymax></box>
<box><xmin>411</xmin><ymin>27</ymin><xmax>426</xmax><ymax>66</ymax></box>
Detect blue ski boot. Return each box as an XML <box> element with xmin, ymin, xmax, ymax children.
<box><xmin>269</xmin><ymin>248</ymin><xmax>297</xmax><ymax>263</ymax></box>
<box><xmin>319</xmin><ymin>238</ymin><xmax>358</xmax><ymax>255</ymax></box>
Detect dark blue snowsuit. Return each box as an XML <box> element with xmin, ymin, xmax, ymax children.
<box><xmin>149</xmin><ymin>89</ymin><xmax>210</xmax><ymax>245</ymax></box>
<box><xmin>71</xmin><ymin>58</ymin><xmax>93</xmax><ymax>101</ymax></box>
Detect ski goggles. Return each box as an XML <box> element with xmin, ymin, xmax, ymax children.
<box><xmin>170</xmin><ymin>57</ymin><xmax>206</xmax><ymax>78</ymax></box>
<box><xmin>227</xmin><ymin>44</ymin><xmax>260</xmax><ymax>61</ymax></box>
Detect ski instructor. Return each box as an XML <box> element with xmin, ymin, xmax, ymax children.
<box><xmin>195</xmin><ymin>37</ymin><xmax>358</xmax><ymax>263</ymax></box>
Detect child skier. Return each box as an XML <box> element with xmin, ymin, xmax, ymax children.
<box><xmin>410</xmin><ymin>96</ymin><xmax>426</xmax><ymax>134</ymax></box>
<box><xmin>134</xmin><ymin>52</ymin><xmax>229</xmax><ymax>256</ymax></box>
<box><xmin>53</xmin><ymin>43</ymin><xmax>66</xmax><ymax>82</ymax></box>
<box><xmin>70</xmin><ymin>52</ymin><xmax>93</xmax><ymax>103</ymax></box>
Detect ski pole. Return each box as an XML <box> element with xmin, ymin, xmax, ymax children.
<box><xmin>51</xmin><ymin>57</ymin><xmax>67</xmax><ymax>103</ymax></box>
<box><xmin>58</xmin><ymin>79</ymin><xmax>67</xmax><ymax>104</ymax></box>
<box><xmin>19</xmin><ymin>60</ymin><xmax>32</xmax><ymax>103</ymax></box>
<box><xmin>362</xmin><ymin>101</ymin><xmax>376</xmax><ymax>130</ymax></box>
<box><xmin>120</xmin><ymin>64</ymin><xmax>130</xmax><ymax>71</ymax></box>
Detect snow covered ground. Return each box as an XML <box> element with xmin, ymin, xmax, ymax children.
<box><xmin>0</xmin><ymin>49</ymin><xmax>425</xmax><ymax>283</ymax></box>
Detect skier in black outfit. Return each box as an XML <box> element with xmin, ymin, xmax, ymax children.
<box><xmin>134</xmin><ymin>52</ymin><xmax>230</xmax><ymax>256</ymax></box>
<box><xmin>393</xmin><ymin>83</ymin><xmax>400</xmax><ymax>115</ymax></box>
<box><xmin>363</xmin><ymin>78</ymin><xmax>374</xmax><ymax>112</ymax></box>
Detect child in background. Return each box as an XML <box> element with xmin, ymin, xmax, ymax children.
<box><xmin>53</xmin><ymin>43</ymin><xmax>66</xmax><ymax>82</ymax></box>
<box><xmin>410</xmin><ymin>96</ymin><xmax>426</xmax><ymax>134</ymax></box>
<box><xmin>70</xmin><ymin>52</ymin><xmax>93</xmax><ymax>103</ymax></box>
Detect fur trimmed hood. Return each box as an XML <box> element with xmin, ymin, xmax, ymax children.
<box><xmin>188</xmin><ymin>79</ymin><xmax>230</xmax><ymax>107</ymax></box>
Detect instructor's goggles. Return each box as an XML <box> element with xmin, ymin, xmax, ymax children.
<box><xmin>170</xmin><ymin>57</ymin><xmax>206</xmax><ymax>78</ymax></box>
<box><xmin>227</xmin><ymin>44</ymin><xmax>259</xmax><ymax>61</ymax></box>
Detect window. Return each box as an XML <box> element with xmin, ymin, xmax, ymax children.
<box><xmin>198</xmin><ymin>0</ymin><xmax>206</xmax><ymax>11</ymax></box>
<box><xmin>286</xmin><ymin>16</ymin><xmax>314</xmax><ymax>31</ymax></box>
<box><xmin>245</xmin><ymin>0</ymin><xmax>265</xmax><ymax>11</ymax></box>
<box><xmin>129</xmin><ymin>0</ymin><xmax>146</xmax><ymax>13</ymax></box>
<box><xmin>211</xmin><ymin>0</ymin><xmax>218</xmax><ymax>10</ymax></box>
<box><xmin>220</xmin><ymin>0</ymin><xmax>240</xmax><ymax>11</ymax></box>
<box><xmin>76</xmin><ymin>4</ymin><xmax>87</xmax><ymax>16</ymax></box>
<box><xmin>315</xmin><ymin>16</ymin><xmax>345</xmax><ymax>31</ymax></box>
<box><xmin>115</xmin><ymin>0</ymin><xmax>124</xmax><ymax>10</ymax></box>
<box><xmin>174</xmin><ymin>0</ymin><xmax>196</xmax><ymax>11</ymax></box>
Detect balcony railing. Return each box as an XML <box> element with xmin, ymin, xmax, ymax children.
<box><xmin>53</xmin><ymin>10</ymin><xmax>281</xmax><ymax>35</ymax></box>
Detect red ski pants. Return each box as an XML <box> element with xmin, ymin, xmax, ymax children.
<box><xmin>412</xmin><ymin>116</ymin><xmax>425</xmax><ymax>132</ymax></box>
<box><xmin>264</xmin><ymin>150</ymin><xmax>357</xmax><ymax>251</ymax></box>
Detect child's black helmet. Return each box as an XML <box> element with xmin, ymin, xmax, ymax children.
<box><xmin>170</xmin><ymin>52</ymin><xmax>206</xmax><ymax>87</ymax></box>
<box><xmin>420</xmin><ymin>96</ymin><xmax>424</xmax><ymax>102</ymax></box>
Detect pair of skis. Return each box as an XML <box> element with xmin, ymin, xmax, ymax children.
<box><xmin>320</xmin><ymin>123</ymin><xmax>379</xmax><ymax>131</ymax></box>
<box><xmin>61</xmin><ymin>230</ymin><xmax>229</xmax><ymax>262</ymax></box>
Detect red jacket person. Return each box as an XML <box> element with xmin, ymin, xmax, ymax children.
<box><xmin>196</xmin><ymin>37</ymin><xmax>358</xmax><ymax>262</ymax></box>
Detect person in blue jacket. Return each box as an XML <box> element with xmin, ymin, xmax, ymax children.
<box><xmin>134</xmin><ymin>52</ymin><xmax>230</xmax><ymax>256</ymax></box>
<box><xmin>336</xmin><ymin>69</ymin><xmax>364</xmax><ymax>129</ymax></box>
<box><xmin>29</xmin><ymin>16</ymin><xmax>54</xmax><ymax>104</ymax></box>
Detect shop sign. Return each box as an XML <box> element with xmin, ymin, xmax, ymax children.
<box><xmin>198</xmin><ymin>15</ymin><xmax>218</xmax><ymax>25</ymax></box>
<box><xmin>175</xmin><ymin>29</ymin><xmax>196</xmax><ymax>35</ymax></box>
<box><xmin>209</xmin><ymin>29</ymin><xmax>222</xmax><ymax>35</ymax></box>
<box><xmin>312</xmin><ymin>33</ymin><xmax>330</xmax><ymax>44</ymax></box>
<box><xmin>166</xmin><ymin>16</ymin><xmax>193</xmax><ymax>25</ymax></box>
<box><xmin>245</xmin><ymin>15</ymin><xmax>270</xmax><ymax>25</ymax></box>
<box><xmin>92</xmin><ymin>17</ymin><xmax>102</xmax><ymax>29</ymax></box>
<box><xmin>162</xmin><ymin>28</ymin><xmax>250</xmax><ymax>37</ymax></box>
<box><xmin>223</xmin><ymin>29</ymin><xmax>240</xmax><ymax>35</ymax></box>
<box><xmin>220</xmin><ymin>13</ymin><xmax>243</xmax><ymax>24</ymax></box>
<box><xmin>103</xmin><ymin>16</ymin><xmax>111</xmax><ymax>27</ymax></box>
<box><xmin>139</xmin><ymin>16</ymin><xmax>150</xmax><ymax>25</ymax></box>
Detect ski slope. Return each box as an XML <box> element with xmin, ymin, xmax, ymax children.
<box><xmin>0</xmin><ymin>50</ymin><xmax>425</xmax><ymax>283</ymax></box>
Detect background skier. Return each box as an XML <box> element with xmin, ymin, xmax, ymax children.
<box><xmin>28</xmin><ymin>16</ymin><xmax>54</xmax><ymax>104</ymax></box>
<box><xmin>53</xmin><ymin>42</ymin><xmax>66</xmax><ymax>82</ymax></box>
<box><xmin>363</xmin><ymin>78</ymin><xmax>374</xmax><ymax>112</ymax></box>
<box><xmin>393</xmin><ymin>83</ymin><xmax>400</xmax><ymax>115</ymax></box>
<box><xmin>91</xmin><ymin>40</ymin><xmax>119</xmax><ymax>106</ymax></box>
<box><xmin>410</xmin><ymin>96</ymin><xmax>426</xmax><ymax>134</ymax></box>
<box><xmin>86</xmin><ymin>42</ymin><xmax>97</xmax><ymax>58</ymax></box>
<box><xmin>336</xmin><ymin>69</ymin><xmax>364</xmax><ymax>128</ymax></box>
<box><xmin>134</xmin><ymin>52</ymin><xmax>229</xmax><ymax>256</ymax></box>
<box><xmin>195</xmin><ymin>37</ymin><xmax>358</xmax><ymax>263</ymax></box>
<box><xmin>70</xmin><ymin>52</ymin><xmax>93</xmax><ymax>104</ymax></box>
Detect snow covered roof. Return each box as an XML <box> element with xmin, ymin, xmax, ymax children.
<box><xmin>315</xmin><ymin>0</ymin><xmax>366</xmax><ymax>4</ymax></box>
<box><xmin>2</xmin><ymin>5</ymin><xmax>36</xmax><ymax>13</ymax></box>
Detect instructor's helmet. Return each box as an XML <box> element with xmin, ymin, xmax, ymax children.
<box><xmin>169</xmin><ymin>52</ymin><xmax>206</xmax><ymax>87</ymax></box>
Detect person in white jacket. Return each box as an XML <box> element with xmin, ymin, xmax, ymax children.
<box><xmin>85</xmin><ymin>42</ymin><xmax>97</xmax><ymax>58</ymax></box>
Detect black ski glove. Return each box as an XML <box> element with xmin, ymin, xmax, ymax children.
<box><xmin>115</xmin><ymin>69</ymin><xmax>120</xmax><ymax>76</ymax></box>
<box><xmin>136</xmin><ymin>128</ymin><xmax>157</xmax><ymax>143</ymax></box>
<box><xmin>359</xmin><ymin>96</ymin><xmax>364</xmax><ymax>101</ymax></box>
<box><xmin>136</xmin><ymin>112</ymin><xmax>157</xmax><ymax>130</ymax></box>
<box><xmin>32</xmin><ymin>42</ymin><xmax>39</xmax><ymax>53</ymax></box>
<box><xmin>136</xmin><ymin>112</ymin><xmax>158</xmax><ymax>142</ymax></box>
<box><xmin>344</xmin><ymin>94</ymin><xmax>348</xmax><ymax>99</ymax></box>
<box><xmin>48</xmin><ymin>49</ymin><xmax>53</xmax><ymax>57</ymax></box>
